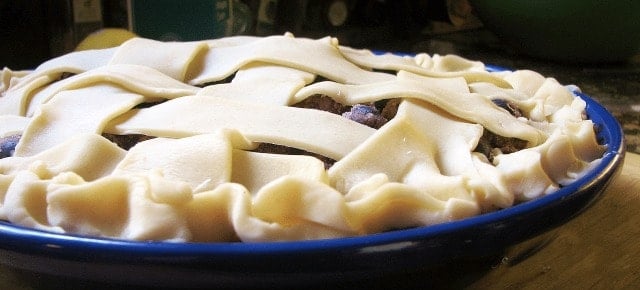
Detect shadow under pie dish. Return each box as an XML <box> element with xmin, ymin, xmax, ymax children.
<box><xmin>1</xmin><ymin>36</ymin><xmax>623</xmax><ymax>285</ymax></box>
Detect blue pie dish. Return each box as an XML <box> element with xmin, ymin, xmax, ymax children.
<box><xmin>0</xmin><ymin>66</ymin><xmax>626</xmax><ymax>289</ymax></box>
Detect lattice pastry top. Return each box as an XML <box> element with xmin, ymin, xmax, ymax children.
<box><xmin>0</xmin><ymin>34</ymin><xmax>604</xmax><ymax>242</ymax></box>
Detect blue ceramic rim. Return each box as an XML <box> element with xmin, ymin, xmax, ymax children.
<box><xmin>0</xmin><ymin>66</ymin><xmax>625</xmax><ymax>260</ymax></box>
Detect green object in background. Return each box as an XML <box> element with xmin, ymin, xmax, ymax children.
<box><xmin>469</xmin><ymin>0</ymin><xmax>640</xmax><ymax>63</ymax></box>
<box><xmin>129</xmin><ymin>0</ymin><xmax>230</xmax><ymax>41</ymax></box>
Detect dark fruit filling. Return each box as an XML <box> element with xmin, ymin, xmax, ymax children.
<box><xmin>0</xmin><ymin>135</ymin><xmax>20</xmax><ymax>158</ymax></box>
<box><xmin>342</xmin><ymin>104</ymin><xmax>387</xmax><ymax>129</ymax></box>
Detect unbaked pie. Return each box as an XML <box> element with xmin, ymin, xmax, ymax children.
<box><xmin>0</xmin><ymin>33</ymin><xmax>604</xmax><ymax>242</ymax></box>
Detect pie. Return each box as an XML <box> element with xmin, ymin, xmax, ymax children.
<box><xmin>0</xmin><ymin>33</ymin><xmax>605</xmax><ymax>242</ymax></box>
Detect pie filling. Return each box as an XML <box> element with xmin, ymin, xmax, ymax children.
<box><xmin>0</xmin><ymin>34</ymin><xmax>605</xmax><ymax>242</ymax></box>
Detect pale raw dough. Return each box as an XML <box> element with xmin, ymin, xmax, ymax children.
<box><xmin>0</xmin><ymin>34</ymin><xmax>605</xmax><ymax>242</ymax></box>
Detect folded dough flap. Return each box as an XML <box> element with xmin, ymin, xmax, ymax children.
<box><xmin>1</xmin><ymin>67</ymin><xmax>26</xmax><ymax>92</ymax></box>
<box><xmin>396</xmin><ymin>99</ymin><xmax>514</xmax><ymax>209</ymax></box>
<box><xmin>252</xmin><ymin>176</ymin><xmax>352</xmax><ymax>232</ymax></box>
<box><xmin>231</xmin><ymin>149</ymin><xmax>328</xmax><ymax>194</ymax></box>
<box><xmin>105</xmin><ymin>95</ymin><xmax>376</xmax><ymax>161</ymax></box>
<box><xmin>328</xmin><ymin>107</ymin><xmax>440</xmax><ymax>194</ymax></box>
<box><xmin>112</xmin><ymin>130</ymin><xmax>254</xmax><ymax>193</ymax></box>
<box><xmin>42</xmin><ymin>172</ymin><xmax>194</xmax><ymax>241</ymax></box>
<box><xmin>2</xmin><ymin>170</ymin><xmax>59</xmax><ymax>231</ymax></box>
<box><xmin>344</xmin><ymin>182</ymin><xmax>480</xmax><ymax>234</ymax></box>
<box><xmin>0</xmin><ymin>74</ymin><xmax>58</xmax><ymax>116</ymax></box>
<box><xmin>0</xmin><ymin>133</ymin><xmax>126</xmax><ymax>181</ymax></box>
<box><xmin>494</xmin><ymin>150</ymin><xmax>559</xmax><ymax>201</ymax></box>
<box><xmin>46</xmin><ymin>175</ymin><xmax>132</xmax><ymax>238</ymax></box>
<box><xmin>528</xmin><ymin>121</ymin><xmax>604</xmax><ymax>186</ymax></box>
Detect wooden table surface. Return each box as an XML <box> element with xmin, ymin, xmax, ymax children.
<box><xmin>468</xmin><ymin>152</ymin><xmax>640</xmax><ymax>289</ymax></box>
<box><xmin>1</xmin><ymin>153</ymin><xmax>639</xmax><ymax>290</ymax></box>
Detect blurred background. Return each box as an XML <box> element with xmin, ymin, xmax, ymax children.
<box><xmin>2</xmin><ymin>0</ymin><xmax>639</xmax><ymax>67</ymax></box>
<box><xmin>1</xmin><ymin>0</ymin><xmax>639</xmax><ymax>153</ymax></box>
<box><xmin>0</xmin><ymin>0</ymin><xmax>484</xmax><ymax>69</ymax></box>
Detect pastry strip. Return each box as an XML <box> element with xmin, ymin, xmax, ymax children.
<box><xmin>189</xmin><ymin>34</ymin><xmax>395</xmax><ymax>85</ymax></box>
<box><xmin>109</xmin><ymin>38</ymin><xmax>209</xmax><ymax>82</ymax></box>
<box><xmin>15</xmin><ymin>85</ymin><xmax>145</xmax><ymax>156</ymax></box>
<box><xmin>198</xmin><ymin>63</ymin><xmax>314</xmax><ymax>106</ymax></box>
<box><xmin>24</xmin><ymin>64</ymin><xmax>200</xmax><ymax>117</ymax></box>
<box><xmin>106</xmin><ymin>95</ymin><xmax>376</xmax><ymax>160</ymax></box>
<box><xmin>295</xmin><ymin>74</ymin><xmax>544</xmax><ymax>145</ymax></box>
<box><xmin>339</xmin><ymin>47</ymin><xmax>512</xmax><ymax>88</ymax></box>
